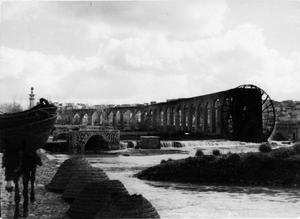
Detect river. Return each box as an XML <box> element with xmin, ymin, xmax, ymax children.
<box><xmin>53</xmin><ymin>140</ymin><xmax>300</xmax><ymax>218</ymax></box>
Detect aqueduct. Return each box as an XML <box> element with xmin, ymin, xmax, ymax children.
<box><xmin>56</xmin><ymin>85</ymin><xmax>276</xmax><ymax>142</ymax></box>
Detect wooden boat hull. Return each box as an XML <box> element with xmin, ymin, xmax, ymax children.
<box><xmin>0</xmin><ymin>99</ymin><xmax>57</xmax><ymax>152</ymax></box>
<box><xmin>0</xmin><ymin>106</ymin><xmax>57</xmax><ymax>129</ymax></box>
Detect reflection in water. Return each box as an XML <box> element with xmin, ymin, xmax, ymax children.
<box><xmin>53</xmin><ymin>141</ymin><xmax>300</xmax><ymax>218</ymax></box>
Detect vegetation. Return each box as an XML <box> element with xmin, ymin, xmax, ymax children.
<box><xmin>135</xmin><ymin>141</ymin><xmax>141</xmax><ymax>149</ymax></box>
<box><xmin>226</xmin><ymin>153</ymin><xmax>240</xmax><ymax>163</ymax></box>
<box><xmin>294</xmin><ymin>143</ymin><xmax>300</xmax><ymax>153</ymax></box>
<box><xmin>160</xmin><ymin>159</ymin><xmax>166</xmax><ymax>164</ymax></box>
<box><xmin>259</xmin><ymin>143</ymin><xmax>272</xmax><ymax>153</ymax></box>
<box><xmin>0</xmin><ymin>102</ymin><xmax>23</xmax><ymax>113</ymax></box>
<box><xmin>127</xmin><ymin>141</ymin><xmax>134</xmax><ymax>148</ymax></box>
<box><xmin>136</xmin><ymin>144</ymin><xmax>300</xmax><ymax>187</ymax></box>
<box><xmin>212</xmin><ymin>149</ymin><xmax>221</xmax><ymax>156</ymax></box>
<box><xmin>195</xmin><ymin>149</ymin><xmax>204</xmax><ymax>157</ymax></box>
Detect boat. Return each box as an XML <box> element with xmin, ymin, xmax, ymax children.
<box><xmin>0</xmin><ymin>98</ymin><xmax>57</xmax><ymax>152</ymax></box>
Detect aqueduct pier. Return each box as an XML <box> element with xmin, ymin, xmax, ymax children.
<box><xmin>56</xmin><ymin>84</ymin><xmax>276</xmax><ymax>142</ymax></box>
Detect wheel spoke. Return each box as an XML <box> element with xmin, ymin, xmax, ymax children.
<box><xmin>262</xmin><ymin>103</ymin><xmax>272</xmax><ymax>112</ymax></box>
<box><xmin>262</xmin><ymin>96</ymin><xmax>269</xmax><ymax>106</ymax></box>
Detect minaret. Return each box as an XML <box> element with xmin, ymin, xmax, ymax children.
<box><xmin>29</xmin><ymin>87</ymin><xmax>35</xmax><ymax>108</ymax></box>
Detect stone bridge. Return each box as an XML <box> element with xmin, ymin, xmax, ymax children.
<box><xmin>56</xmin><ymin>84</ymin><xmax>276</xmax><ymax>142</ymax></box>
<box><xmin>52</xmin><ymin>125</ymin><xmax>120</xmax><ymax>153</ymax></box>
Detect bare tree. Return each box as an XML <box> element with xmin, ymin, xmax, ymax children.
<box><xmin>0</xmin><ymin>102</ymin><xmax>23</xmax><ymax>113</ymax></box>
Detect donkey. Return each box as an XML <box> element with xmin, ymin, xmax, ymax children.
<box><xmin>2</xmin><ymin>140</ymin><xmax>42</xmax><ymax>219</ymax></box>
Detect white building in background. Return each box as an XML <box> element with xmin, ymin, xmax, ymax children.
<box><xmin>29</xmin><ymin>87</ymin><xmax>35</xmax><ymax>108</ymax></box>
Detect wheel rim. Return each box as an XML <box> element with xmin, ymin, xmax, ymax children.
<box><xmin>237</xmin><ymin>84</ymin><xmax>276</xmax><ymax>141</ymax></box>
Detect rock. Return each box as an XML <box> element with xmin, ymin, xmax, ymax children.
<box><xmin>46</xmin><ymin>157</ymin><xmax>91</xmax><ymax>192</ymax></box>
<box><xmin>94</xmin><ymin>194</ymin><xmax>160</xmax><ymax>219</ymax></box>
<box><xmin>127</xmin><ymin>141</ymin><xmax>135</xmax><ymax>148</ymax></box>
<box><xmin>173</xmin><ymin>141</ymin><xmax>183</xmax><ymax>148</ymax></box>
<box><xmin>67</xmin><ymin>180</ymin><xmax>129</xmax><ymax>219</ymax></box>
<box><xmin>62</xmin><ymin>167</ymin><xmax>109</xmax><ymax>202</ymax></box>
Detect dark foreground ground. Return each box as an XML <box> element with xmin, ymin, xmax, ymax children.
<box><xmin>0</xmin><ymin>153</ymin><xmax>70</xmax><ymax>219</ymax></box>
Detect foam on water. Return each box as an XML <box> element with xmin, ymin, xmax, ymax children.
<box><xmin>53</xmin><ymin>140</ymin><xmax>300</xmax><ymax>218</ymax></box>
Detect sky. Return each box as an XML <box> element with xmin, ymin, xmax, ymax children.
<box><xmin>1</xmin><ymin>0</ymin><xmax>300</xmax><ymax>107</ymax></box>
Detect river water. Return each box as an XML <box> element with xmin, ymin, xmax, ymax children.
<box><xmin>54</xmin><ymin>140</ymin><xmax>300</xmax><ymax>218</ymax></box>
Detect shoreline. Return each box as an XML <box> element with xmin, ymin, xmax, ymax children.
<box><xmin>1</xmin><ymin>143</ymin><xmax>299</xmax><ymax>218</ymax></box>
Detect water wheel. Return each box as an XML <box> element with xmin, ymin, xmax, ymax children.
<box><xmin>221</xmin><ymin>96</ymin><xmax>235</xmax><ymax>139</ymax></box>
<box><xmin>221</xmin><ymin>84</ymin><xmax>276</xmax><ymax>141</ymax></box>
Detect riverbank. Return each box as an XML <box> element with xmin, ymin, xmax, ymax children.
<box><xmin>89</xmin><ymin>148</ymin><xmax>189</xmax><ymax>157</ymax></box>
<box><xmin>0</xmin><ymin>152</ymin><xmax>70</xmax><ymax>219</ymax></box>
<box><xmin>136</xmin><ymin>144</ymin><xmax>300</xmax><ymax>187</ymax></box>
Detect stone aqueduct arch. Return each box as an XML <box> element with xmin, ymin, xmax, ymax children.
<box><xmin>56</xmin><ymin>85</ymin><xmax>276</xmax><ymax>142</ymax></box>
<box><xmin>56</xmin><ymin>93</ymin><xmax>227</xmax><ymax>136</ymax></box>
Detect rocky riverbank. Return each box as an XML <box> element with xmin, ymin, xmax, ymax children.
<box><xmin>0</xmin><ymin>152</ymin><xmax>70</xmax><ymax>219</ymax></box>
<box><xmin>136</xmin><ymin>144</ymin><xmax>300</xmax><ymax>187</ymax></box>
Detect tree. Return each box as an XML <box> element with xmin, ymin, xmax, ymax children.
<box><xmin>0</xmin><ymin>102</ymin><xmax>23</xmax><ymax>113</ymax></box>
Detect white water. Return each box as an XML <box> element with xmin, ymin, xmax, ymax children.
<box><xmin>53</xmin><ymin>140</ymin><xmax>300</xmax><ymax>218</ymax></box>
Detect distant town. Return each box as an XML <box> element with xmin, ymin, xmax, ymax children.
<box><xmin>272</xmin><ymin>100</ymin><xmax>300</xmax><ymax>141</ymax></box>
<box><xmin>1</xmin><ymin>96</ymin><xmax>299</xmax><ymax>142</ymax></box>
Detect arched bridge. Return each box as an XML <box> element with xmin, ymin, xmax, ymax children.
<box><xmin>56</xmin><ymin>85</ymin><xmax>276</xmax><ymax>142</ymax></box>
<box><xmin>52</xmin><ymin>125</ymin><xmax>120</xmax><ymax>153</ymax></box>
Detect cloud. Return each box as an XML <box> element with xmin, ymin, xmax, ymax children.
<box><xmin>90</xmin><ymin>23</ymin><xmax>300</xmax><ymax>100</ymax></box>
<box><xmin>1</xmin><ymin>1</ymin><xmax>300</xmax><ymax>105</ymax></box>
<box><xmin>1</xmin><ymin>23</ymin><xmax>300</xmax><ymax>105</ymax></box>
<box><xmin>58</xmin><ymin>0</ymin><xmax>228</xmax><ymax>39</ymax></box>
<box><xmin>1</xmin><ymin>1</ymin><xmax>228</xmax><ymax>43</ymax></box>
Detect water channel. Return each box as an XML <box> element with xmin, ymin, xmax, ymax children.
<box><xmin>53</xmin><ymin>140</ymin><xmax>300</xmax><ymax>218</ymax></box>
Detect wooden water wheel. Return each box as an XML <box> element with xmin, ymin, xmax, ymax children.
<box><xmin>221</xmin><ymin>95</ymin><xmax>235</xmax><ymax>139</ymax></box>
<box><xmin>221</xmin><ymin>84</ymin><xmax>276</xmax><ymax>141</ymax></box>
<box><xmin>238</xmin><ymin>84</ymin><xmax>276</xmax><ymax>140</ymax></box>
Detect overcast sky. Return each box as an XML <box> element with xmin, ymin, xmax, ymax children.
<box><xmin>1</xmin><ymin>0</ymin><xmax>300</xmax><ymax>107</ymax></box>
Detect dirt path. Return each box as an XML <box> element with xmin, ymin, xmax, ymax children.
<box><xmin>1</xmin><ymin>153</ymin><xmax>70</xmax><ymax>219</ymax></box>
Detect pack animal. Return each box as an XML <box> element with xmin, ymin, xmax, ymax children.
<box><xmin>2</xmin><ymin>141</ymin><xmax>42</xmax><ymax>219</ymax></box>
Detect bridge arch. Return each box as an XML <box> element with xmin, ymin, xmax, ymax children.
<box><xmin>197</xmin><ymin>103</ymin><xmax>205</xmax><ymax>132</ymax></box>
<box><xmin>189</xmin><ymin>104</ymin><xmax>196</xmax><ymax>132</ymax></box>
<box><xmin>166</xmin><ymin>107</ymin><xmax>171</xmax><ymax>126</ymax></box>
<box><xmin>134</xmin><ymin>110</ymin><xmax>142</xmax><ymax>129</ymax></box>
<box><xmin>99</xmin><ymin>112</ymin><xmax>105</xmax><ymax>125</ymax></box>
<box><xmin>160</xmin><ymin>109</ymin><xmax>164</xmax><ymax>127</ymax></box>
<box><xmin>183</xmin><ymin>105</ymin><xmax>188</xmax><ymax>130</ymax></box>
<box><xmin>82</xmin><ymin>113</ymin><xmax>89</xmax><ymax>125</ymax></box>
<box><xmin>123</xmin><ymin>110</ymin><xmax>133</xmax><ymax>129</ymax></box>
<box><xmin>73</xmin><ymin>113</ymin><xmax>81</xmax><ymax>125</ymax></box>
<box><xmin>213</xmin><ymin>99</ymin><xmax>221</xmax><ymax>133</ymax></box>
<box><xmin>108</xmin><ymin>111</ymin><xmax>114</xmax><ymax>125</ymax></box>
<box><xmin>92</xmin><ymin>111</ymin><xmax>100</xmax><ymax>126</ymax></box>
<box><xmin>143</xmin><ymin>111</ymin><xmax>149</xmax><ymax>129</ymax></box>
<box><xmin>135</xmin><ymin>110</ymin><xmax>142</xmax><ymax>123</ymax></box>
<box><xmin>56</xmin><ymin>115</ymin><xmax>63</xmax><ymax>124</ymax></box>
<box><xmin>116</xmin><ymin>111</ymin><xmax>121</xmax><ymax>126</ymax></box>
<box><xmin>175</xmin><ymin>105</ymin><xmax>182</xmax><ymax>130</ymax></box>
<box><xmin>205</xmin><ymin>102</ymin><xmax>213</xmax><ymax>132</ymax></box>
<box><xmin>150</xmin><ymin>109</ymin><xmax>155</xmax><ymax>129</ymax></box>
<box><xmin>83</xmin><ymin>134</ymin><xmax>109</xmax><ymax>153</ymax></box>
